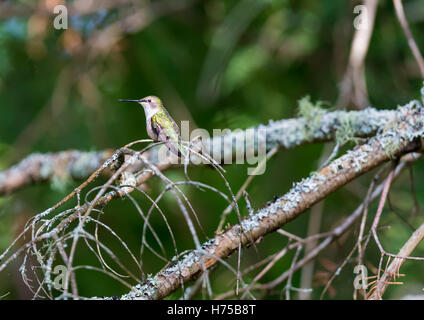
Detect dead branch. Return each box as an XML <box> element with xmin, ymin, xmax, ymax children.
<box><xmin>337</xmin><ymin>0</ymin><xmax>379</xmax><ymax>108</ymax></box>
<box><xmin>367</xmin><ymin>220</ymin><xmax>424</xmax><ymax>299</ymax></box>
<box><xmin>393</xmin><ymin>0</ymin><xmax>424</xmax><ymax>78</ymax></box>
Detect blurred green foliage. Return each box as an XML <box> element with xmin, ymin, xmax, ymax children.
<box><xmin>0</xmin><ymin>0</ymin><xmax>424</xmax><ymax>299</ymax></box>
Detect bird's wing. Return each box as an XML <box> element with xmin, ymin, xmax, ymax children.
<box><xmin>162</xmin><ymin>107</ymin><xmax>180</xmax><ymax>137</ymax></box>
<box><xmin>151</xmin><ymin>110</ymin><xmax>184</xmax><ymax>157</ymax></box>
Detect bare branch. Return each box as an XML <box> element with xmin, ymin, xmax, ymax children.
<box><xmin>393</xmin><ymin>0</ymin><xmax>424</xmax><ymax>78</ymax></box>
<box><xmin>367</xmin><ymin>221</ymin><xmax>424</xmax><ymax>299</ymax></box>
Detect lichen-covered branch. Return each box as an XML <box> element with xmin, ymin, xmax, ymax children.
<box><xmin>0</xmin><ymin>150</ymin><xmax>114</xmax><ymax>195</ymax></box>
<box><xmin>0</xmin><ymin>107</ymin><xmax>397</xmax><ymax>196</ymax></box>
<box><xmin>115</xmin><ymin>102</ymin><xmax>424</xmax><ymax>300</ymax></box>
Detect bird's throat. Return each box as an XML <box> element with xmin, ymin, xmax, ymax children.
<box><xmin>143</xmin><ymin>106</ymin><xmax>159</xmax><ymax>120</ymax></box>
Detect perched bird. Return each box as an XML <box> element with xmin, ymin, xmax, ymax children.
<box><xmin>119</xmin><ymin>96</ymin><xmax>186</xmax><ymax>158</ymax></box>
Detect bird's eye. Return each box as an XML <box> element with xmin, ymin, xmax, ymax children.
<box><xmin>148</xmin><ymin>99</ymin><xmax>151</xmax><ymax>103</ymax></box>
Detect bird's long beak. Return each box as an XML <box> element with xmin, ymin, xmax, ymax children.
<box><xmin>119</xmin><ymin>99</ymin><xmax>139</xmax><ymax>102</ymax></box>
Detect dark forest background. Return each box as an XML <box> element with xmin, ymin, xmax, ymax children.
<box><xmin>0</xmin><ymin>0</ymin><xmax>423</xmax><ymax>299</ymax></box>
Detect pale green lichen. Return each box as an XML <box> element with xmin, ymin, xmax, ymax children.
<box><xmin>202</xmin><ymin>105</ymin><xmax>397</xmax><ymax>157</ymax></box>
<box><xmin>297</xmin><ymin>95</ymin><xmax>326</xmax><ymax>120</ymax></box>
<box><xmin>50</xmin><ymin>174</ymin><xmax>71</xmax><ymax>193</ymax></box>
<box><xmin>378</xmin><ymin>133</ymin><xmax>401</xmax><ymax>159</ymax></box>
<box><xmin>376</xmin><ymin>98</ymin><xmax>424</xmax><ymax>158</ymax></box>
<box><xmin>39</xmin><ymin>154</ymin><xmax>53</xmax><ymax>179</ymax></box>
<box><xmin>335</xmin><ymin>113</ymin><xmax>359</xmax><ymax>145</ymax></box>
<box><xmin>297</xmin><ymin>95</ymin><xmax>327</xmax><ymax>141</ymax></box>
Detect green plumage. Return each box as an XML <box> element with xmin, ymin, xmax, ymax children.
<box><xmin>149</xmin><ymin>105</ymin><xmax>186</xmax><ymax>158</ymax></box>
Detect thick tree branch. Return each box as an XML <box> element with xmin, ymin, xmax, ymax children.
<box><xmin>0</xmin><ymin>150</ymin><xmax>114</xmax><ymax>195</ymax></box>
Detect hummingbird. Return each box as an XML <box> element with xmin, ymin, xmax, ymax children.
<box><xmin>119</xmin><ymin>96</ymin><xmax>186</xmax><ymax>158</ymax></box>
